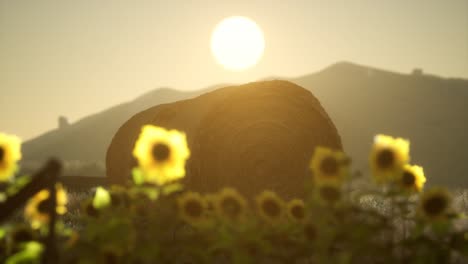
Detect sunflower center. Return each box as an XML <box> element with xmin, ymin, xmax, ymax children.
<box><xmin>319</xmin><ymin>186</ymin><xmax>341</xmax><ymax>203</ymax></box>
<box><xmin>320</xmin><ymin>156</ymin><xmax>338</xmax><ymax>176</ymax></box>
<box><xmin>0</xmin><ymin>147</ymin><xmax>4</xmax><ymax>163</ymax></box>
<box><xmin>402</xmin><ymin>171</ymin><xmax>416</xmax><ymax>186</ymax></box>
<box><xmin>152</xmin><ymin>143</ymin><xmax>171</xmax><ymax>162</ymax></box>
<box><xmin>37</xmin><ymin>198</ymin><xmax>52</xmax><ymax>214</ymax></box>
<box><xmin>423</xmin><ymin>196</ymin><xmax>447</xmax><ymax>217</ymax></box>
<box><xmin>221</xmin><ymin>197</ymin><xmax>241</xmax><ymax>219</ymax></box>
<box><xmin>291</xmin><ymin>205</ymin><xmax>305</xmax><ymax>220</ymax></box>
<box><xmin>376</xmin><ymin>148</ymin><xmax>395</xmax><ymax>169</ymax></box>
<box><xmin>185</xmin><ymin>199</ymin><xmax>203</xmax><ymax>218</ymax></box>
<box><xmin>262</xmin><ymin>199</ymin><xmax>280</xmax><ymax>218</ymax></box>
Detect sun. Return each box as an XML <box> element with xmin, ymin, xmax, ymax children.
<box><xmin>210</xmin><ymin>16</ymin><xmax>265</xmax><ymax>71</ymax></box>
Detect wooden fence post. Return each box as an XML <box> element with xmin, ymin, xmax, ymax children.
<box><xmin>42</xmin><ymin>162</ymin><xmax>59</xmax><ymax>264</ymax></box>
<box><xmin>0</xmin><ymin>159</ymin><xmax>62</xmax><ymax>263</ymax></box>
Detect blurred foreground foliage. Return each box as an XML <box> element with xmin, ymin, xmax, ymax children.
<box><xmin>0</xmin><ymin>128</ymin><xmax>467</xmax><ymax>263</ymax></box>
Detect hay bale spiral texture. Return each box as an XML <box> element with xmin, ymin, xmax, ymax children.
<box><xmin>106</xmin><ymin>80</ymin><xmax>342</xmax><ymax>198</ymax></box>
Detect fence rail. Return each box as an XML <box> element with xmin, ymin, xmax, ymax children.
<box><xmin>59</xmin><ymin>175</ymin><xmax>108</xmax><ymax>190</ymax></box>
<box><xmin>0</xmin><ymin>160</ymin><xmax>111</xmax><ymax>263</ymax></box>
<box><xmin>0</xmin><ymin>159</ymin><xmax>62</xmax><ymax>264</ymax></box>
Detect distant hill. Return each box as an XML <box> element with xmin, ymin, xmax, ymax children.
<box><xmin>293</xmin><ymin>62</ymin><xmax>468</xmax><ymax>187</ymax></box>
<box><xmin>21</xmin><ymin>62</ymin><xmax>468</xmax><ymax>186</ymax></box>
<box><xmin>22</xmin><ymin>85</ymin><xmax>224</xmax><ymax>162</ymax></box>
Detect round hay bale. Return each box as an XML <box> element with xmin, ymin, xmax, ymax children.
<box><xmin>106</xmin><ymin>80</ymin><xmax>342</xmax><ymax>198</ymax></box>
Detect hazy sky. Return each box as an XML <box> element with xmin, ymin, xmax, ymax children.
<box><xmin>1</xmin><ymin>0</ymin><xmax>467</xmax><ymax>140</ymax></box>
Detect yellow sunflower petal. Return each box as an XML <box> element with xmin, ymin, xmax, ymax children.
<box><xmin>370</xmin><ymin>134</ymin><xmax>410</xmax><ymax>184</ymax></box>
<box><xmin>310</xmin><ymin>146</ymin><xmax>349</xmax><ymax>187</ymax></box>
<box><xmin>214</xmin><ymin>187</ymin><xmax>248</xmax><ymax>222</ymax></box>
<box><xmin>255</xmin><ymin>190</ymin><xmax>285</xmax><ymax>224</ymax></box>
<box><xmin>399</xmin><ymin>164</ymin><xmax>426</xmax><ymax>193</ymax></box>
<box><xmin>419</xmin><ymin>187</ymin><xmax>451</xmax><ymax>221</ymax></box>
<box><xmin>132</xmin><ymin>125</ymin><xmax>190</xmax><ymax>186</ymax></box>
<box><xmin>24</xmin><ymin>185</ymin><xmax>68</xmax><ymax>228</ymax></box>
<box><xmin>0</xmin><ymin>133</ymin><xmax>22</xmax><ymax>181</ymax></box>
<box><xmin>286</xmin><ymin>199</ymin><xmax>306</xmax><ymax>222</ymax></box>
<box><xmin>177</xmin><ymin>191</ymin><xmax>207</xmax><ymax>226</ymax></box>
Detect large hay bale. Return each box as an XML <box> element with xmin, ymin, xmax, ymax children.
<box><xmin>106</xmin><ymin>80</ymin><xmax>342</xmax><ymax>198</ymax></box>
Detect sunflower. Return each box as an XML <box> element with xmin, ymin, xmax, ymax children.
<box><xmin>309</xmin><ymin>146</ymin><xmax>349</xmax><ymax>187</ymax></box>
<box><xmin>286</xmin><ymin>199</ymin><xmax>306</xmax><ymax>223</ymax></box>
<box><xmin>24</xmin><ymin>184</ymin><xmax>68</xmax><ymax>229</ymax></box>
<box><xmin>0</xmin><ymin>133</ymin><xmax>21</xmax><ymax>181</ymax></box>
<box><xmin>132</xmin><ymin>125</ymin><xmax>190</xmax><ymax>186</ymax></box>
<box><xmin>214</xmin><ymin>187</ymin><xmax>248</xmax><ymax>222</ymax></box>
<box><xmin>419</xmin><ymin>187</ymin><xmax>452</xmax><ymax>221</ymax></box>
<box><xmin>177</xmin><ymin>191</ymin><xmax>207</xmax><ymax>226</ymax></box>
<box><xmin>255</xmin><ymin>190</ymin><xmax>285</xmax><ymax>224</ymax></box>
<box><xmin>316</xmin><ymin>183</ymin><xmax>342</xmax><ymax>205</ymax></box>
<box><xmin>399</xmin><ymin>164</ymin><xmax>426</xmax><ymax>193</ymax></box>
<box><xmin>370</xmin><ymin>134</ymin><xmax>410</xmax><ymax>184</ymax></box>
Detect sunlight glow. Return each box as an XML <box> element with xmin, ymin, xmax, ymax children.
<box><xmin>210</xmin><ymin>16</ymin><xmax>265</xmax><ymax>71</ymax></box>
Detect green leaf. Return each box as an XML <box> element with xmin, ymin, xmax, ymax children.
<box><xmin>15</xmin><ymin>175</ymin><xmax>31</xmax><ymax>187</ymax></box>
<box><xmin>5</xmin><ymin>175</ymin><xmax>31</xmax><ymax>196</ymax></box>
<box><xmin>142</xmin><ymin>187</ymin><xmax>159</xmax><ymax>201</ymax></box>
<box><xmin>93</xmin><ymin>187</ymin><xmax>111</xmax><ymax>209</ymax></box>
<box><xmin>132</xmin><ymin>167</ymin><xmax>145</xmax><ymax>186</ymax></box>
<box><xmin>162</xmin><ymin>182</ymin><xmax>183</xmax><ymax>196</ymax></box>
<box><xmin>6</xmin><ymin>241</ymin><xmax>44</xmax><ymax>264</ymax></box>
<box><xmin>431</xmin><ymin>220</ymin><xmax>452</xmax><ymax>236</ymax></box>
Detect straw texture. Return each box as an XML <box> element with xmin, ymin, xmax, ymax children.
<box><xmin>106</xmin><ymin>80</ymin><xmax>342</xmax><ymax>198</ymax></box>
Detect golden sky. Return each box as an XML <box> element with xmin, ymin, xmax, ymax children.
<box><xmin>1</xmin><ymin>0</ymin><xmax>467</xmax><ymax>140</ymax></box>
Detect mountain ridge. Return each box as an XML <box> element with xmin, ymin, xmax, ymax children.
<box><xmin>21</xmin><ymin>62</ymin><xmax>468</xmax><ymax>187</ymax></box>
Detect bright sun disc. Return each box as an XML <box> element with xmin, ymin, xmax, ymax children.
<box><xmin>211</xmin><ymin>16</ymin><xmax>265</xmax><ymax>71</ymax></box>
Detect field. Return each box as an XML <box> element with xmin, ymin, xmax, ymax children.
<box><xmin>1</xmin><ymin>130</ymin><xmax>468</xmax><ymax>264</ymax></box>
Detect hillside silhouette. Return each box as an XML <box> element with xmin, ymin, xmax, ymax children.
<box><xmin>21</xmin><ymin>62</ymin><xmax>468</xmax><ymax>187</ymax></box>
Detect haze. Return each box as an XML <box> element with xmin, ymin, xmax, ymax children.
<box><xmin>1</xmin><ymin>0</ymin><xmax>467</xmax><ymax>140</ymax></box>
